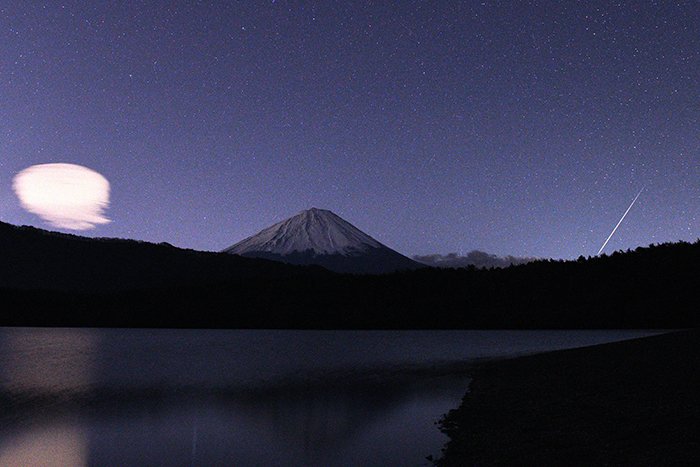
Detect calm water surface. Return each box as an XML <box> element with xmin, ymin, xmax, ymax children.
<box><xmin>0</xmin><ymin>328</ymin><xmax>660</xmax><ymax>466</ymax></box>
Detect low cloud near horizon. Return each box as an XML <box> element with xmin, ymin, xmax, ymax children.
<box><xmin>13</xmin><ymin>163</ymin><xmax>111</xmax><ymax>230</ymax></box>
<box><xmin>413</xmin><ymin>251</ymin><xmax>537</xmax><ymax>269</ymax></box>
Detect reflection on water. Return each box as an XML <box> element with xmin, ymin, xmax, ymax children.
<box><xmin>0</xmin><ymin>423</ymin><xmax>87</xmax><ymax>467</ymax></box>
<box><xmin>78</xmin><ymin>378</ymin><xmax>466</xmax><ymax>466</ymax></box>
<box><xmin>0</xmin><ymin>328</ymin><xmax>659</xmax><ymax>466</ymax></box>
<box><xmin>0</xmin><ymin>328</ymin><xmax>98</xmax><ymax>393</ymax></box>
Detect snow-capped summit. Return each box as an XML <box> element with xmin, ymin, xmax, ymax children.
<box><xmin>224</xmin><ymin>208</ymin><xmax>421</xmax><ymax>274</ymax></box>
<box><xmin>227</xmin><ymin>208</ymin><xmax>382</xmax><ymax>256</ymax></box>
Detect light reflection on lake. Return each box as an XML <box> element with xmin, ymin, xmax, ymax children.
<box><xmin>0</xmin><ymin>328</ymin><xmax>660</xmax><ymax>466</ymax></box>
<box><xmin>0</xmin><ymin>423</ymin><xmax>87</xmax><ymax>467</ymax></box>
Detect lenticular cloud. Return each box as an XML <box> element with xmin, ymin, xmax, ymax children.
<box><xmin>13</xmin><ymin>163</ymin><xmax>111</xmax><ymax>230</ymax></box>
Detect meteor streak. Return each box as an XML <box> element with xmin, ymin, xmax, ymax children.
<box><xmin>597</xmin><ymin>187</ymin><xmax>645</xmax><ymax>255</ymax></box>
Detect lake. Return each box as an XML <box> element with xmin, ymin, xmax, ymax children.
<box><xmin>0</xmin><ymin>328</ymin><xmax>659</xmax><ymax>466</ymax></box>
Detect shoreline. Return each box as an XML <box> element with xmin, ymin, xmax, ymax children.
<box><xmin>436</xmin><ymin>329</ymin><xmax>700</xmax><ymax>465</ymax></box>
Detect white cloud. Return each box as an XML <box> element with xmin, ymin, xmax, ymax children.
<box><xmin>13</xmin><ymin>163</ymin><xmax>111</xmax><ymax>230</ymax></box>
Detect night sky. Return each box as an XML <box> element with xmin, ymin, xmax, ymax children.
<box><xmin>1</xmin><ymin>1</ymin><xmax>697</xmax><ymax>259</ymax></box>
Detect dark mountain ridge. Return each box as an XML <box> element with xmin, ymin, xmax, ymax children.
<box><xmin>0</xmin><ymin>221</ymin><xmax>324</xmax><ymax>292</ymax></box>
<box><xmin>0</xmin><ymin>219</ymin><xmax>698</xmax><ymax>329</ymax></box>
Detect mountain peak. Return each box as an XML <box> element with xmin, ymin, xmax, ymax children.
<box><xmin>224</xmin><ymin>208</ymin><xmax>420</xmax><ymax>274</ymax></box>
<box><xmin>225</xmin><ymin>208</ymin><xmax>382</xmax><ymax>256</ymax></box>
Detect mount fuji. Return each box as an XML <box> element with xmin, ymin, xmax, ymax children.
<box><xmin>224</xmin><ymin>208</ymin><xmax>422</xmax><ymax>274</ymax></box>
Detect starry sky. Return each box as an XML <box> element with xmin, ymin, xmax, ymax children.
<box><xmin>0</xmin><ymin>1</ymin><xmax>698</xmax><ymax>259</ymax></box>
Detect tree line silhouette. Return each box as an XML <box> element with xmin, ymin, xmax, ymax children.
<box><xmin>1</xmin><ymin>221</ymin><xmax>697</xmax><ymax>328</ymax></box>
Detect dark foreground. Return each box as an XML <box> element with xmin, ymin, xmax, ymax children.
<box><xmin>437</xmin><ymin>330</ymin><xmax>700</xmax><ymax>466</ymax></box>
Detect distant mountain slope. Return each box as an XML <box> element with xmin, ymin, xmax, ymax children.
<box><xmin>224</xmin><ymin>208</ymin><xmax>422</xmax><ymax>274</ymax></box>
<box><xmin>414</xmin><ymin>251</ymin><xmax>537</xmax><ymax>269</ymax></box>
<box><xmin>0</xmin><ymin>221</ymin><xmax>320</xmax><ymax>292</ymax></box>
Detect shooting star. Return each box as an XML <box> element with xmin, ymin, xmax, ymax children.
<box><xmin>597</xmin><ymin>187</ymin><xmax>645</xmax><ymax>255</ymax></box>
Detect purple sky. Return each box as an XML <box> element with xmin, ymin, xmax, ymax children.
<box><xmin>0</xmin><ymin>1</ymin><xmax>697</xmax><ymax>259</ymax></box>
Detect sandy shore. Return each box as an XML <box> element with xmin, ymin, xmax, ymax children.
<box><xmin>436</xmin><ymin>330</ymin><xmax>700</xmax><ymax>466</ymax></box>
